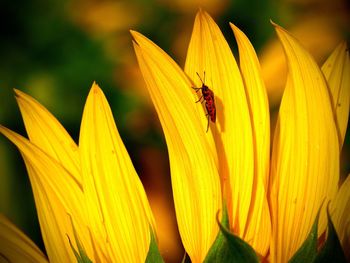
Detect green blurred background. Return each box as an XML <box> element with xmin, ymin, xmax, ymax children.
<box><xmin>0</xmin><ymin>0</ymin><xmax>349</xmax><ymax>262</ymax></box>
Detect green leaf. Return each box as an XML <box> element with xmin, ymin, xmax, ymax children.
<box><xmin>204</xmin><ymin>204</ymin><xmax>259</xmax><ymax>263</ymax></box>
<box><xmin>289</xmin><ymin>210</ymin><xmax>320</xmax><ymax>263</ymax></box>
<box><xmin>67</xmin><ymin>215</ymin><xmax>93</xmax><ymax>263</ymax></box>
<box><xmin>145</xmin><ymin>226</ymin><xmax>164</xmax><ymax>263</ymax></box>
<box><xmin>313</xmin><ymin>209</ymin><xmax>347</xmax><ymax>263</ymax></box>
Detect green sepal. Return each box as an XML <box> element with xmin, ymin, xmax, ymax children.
<box><xmin>289</xmin><ymin>209</ymin><xmax>320</xmax><ymax>263</ymax></box>
<box><xmin>67</xmin><ymin>215</ymin><xmax>93</xmax><ymax>263</ymax></box>
<box><xmin>145</xmin><ymin>226</ymin><xmax>164</xmax><ymax>263</ymax></box>
<box><xmin>289</xmin><ymin>205</ymin><xmax>347</xmax><ymax>263</ymax></box>
<box><xmin>313</xmin><ymin>208</ymin><xmax>347</xmax><ymax>263</ymax></box>
<box><xmin>204</xmin><ymin>204</ymin><xmax>259</xmax><ymax>263</ymax></box>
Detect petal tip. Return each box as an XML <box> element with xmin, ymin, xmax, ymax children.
<box><xmin>13</xmin><ymin>88</ymin><xmax>20</xmax><ymax>95</ymax></box>
<box><xmin>270</xmin><ymin>20</ymin><xmax>279</xmax><ymax>27</ymax></box>
<box><xmin>13</xmin><ymin>88</ymin><xmax>25</xmax><ymax>98</ymax></box>
<box><xmin>196</xmin><ymin>7</ymin><xmax>209</xmax><ymax>20</ymax></box>
<box><xmin>91</xmin><ymin>82</ymin><xmax>101</xmax><ymax>93</ymax></box>
<box><xmin>129</xmin><ymin>30</ymin><xmax>143</xmax><ymax>44</ymax></box>
<box><xmin>13</xmin><ymin>89</ymin><xmax>31</xmax><ymax>106</ymax></box>
<box><xmin>271</xmin><ymin>21</ymin><xmax>287</xmax><ymax>34</ymax></box>
<box><xmin>129</xmin><ymin>29</ymin><xmax>137</xmax><ymax>38</ymax></box>
<box><xmin>229</xmin><ymin>22</ymin><xmax>239</xmax><ymax>34</ymax></box>
<box><xmin>0</xmin><ymin>125</ymin><xmax>12</xmax><ymax>137</ymax></box>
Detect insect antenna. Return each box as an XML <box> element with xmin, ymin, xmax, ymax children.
<box><xmin>196</xmin><ymin>71</ymin><xmax>205</xmax><ymax>85</ymax></box>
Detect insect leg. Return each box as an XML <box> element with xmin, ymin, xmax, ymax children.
<box><xmin>206</xmin><ymin>114</ymin><xmax>210</xmax><ymax>132</ymax></box>
<box><xmin>195</xmin><ymin>96</ymin><xmax>203</xmax><ymax>103</ymax></box>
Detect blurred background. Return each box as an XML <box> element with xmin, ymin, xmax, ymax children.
<box><xmin>0</xmin><ymin>0</ymin><xmax>349</xmax><ymax>262</ymax></box>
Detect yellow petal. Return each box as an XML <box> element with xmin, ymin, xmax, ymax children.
<box><xmin>131</xmin><ymin>31</ymin><xmax>221</xmax><ymax>263</ymax></box>
<box><xmin>184</xmin><ymin>10</ymin><xmax>254</xmax><ymax>241</ymax></box>
<box><xmin>321</xmin><ymin>42</ymin><xmax>350</xmax><ymax>149</ymax></box>
<box><xmin>260</xmin><ymin>15</ymin><xmax>343</xmax><ymax>107</ymax></box>
<box><xmin>0</xmin><ymin>126</ymin><xmax>94</xmax><ymax>262</ymax></box>
<box><xmin>79</xmin><ymin>83</ymin><xmax>154</xmax><ymax>262</ymax></box>
<box><xmin>330</xmin><ymin>174</ymin><xmax>350</xmax><ymax>252</ymax></box>
<box><xmin>230</xmin><ymin>23</ymin><xmax>271</xmax><ymax>256</ymax></box>
<box><xmin>269</xmin><ymin>23</ymin><xmax>339</xmax><ymax>263</ymax></box>
<box><xmin>0</xmin><ymin>214</ymin><xmax>48</xmax><ymax>263</ymax></box>
<box><xmin>14</xmin><ymin>89</ymin><xmax>81</xmax><ymax>185</ymax></box>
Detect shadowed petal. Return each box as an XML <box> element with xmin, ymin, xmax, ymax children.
<box><xmin>131</xmin><ymin>31</ymin><xmax>221</xmax><ymax>263</ymax></box>
<box><xmin>269</xmin><ymin>23</ymin><xmax>339</xmax><ymax>263</ymax></box>
<box><xmin>184</xmin><ymin>10</ymin><xmax>254</xmax><ymax>241</ymax></box>
<box><xmin>321</xmin><ymin>42</ymin><xmax>350</xmax><ymax>149</ymax></box>
<box><xmin>79</xmin><ymin>83</ymin><xmax>154</xmax><ymax>262</ymax></box>
<box><xmin>330</xmin><ymin>174</ymin><xmax>350</xmax><ymax>261</ymax></box>
<box><xmin>0</xmin><ymin>214</ymin><xmax>48</xmax><ymax>263</ymax></box>
<box><xmin>230</xmin><ymin>23</ymin><xmax>271</xmax><ymax>257</ymax></box>
<box><xmin>15</xmin><ymin>89</ymin><xmax>81</xmax><ymax>184</ymax></box>
<box><xmin>0</xmin><ymin>126</ymin><xmax>94</xmax><ymax>262</ymax></box>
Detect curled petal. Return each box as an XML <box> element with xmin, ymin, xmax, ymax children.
<box><xmin>269</xmin><ymin>23</ymin><xmax>339</xmax><ymax>263</ymax></box>
<box><xmin>260</xmin><ymin>16</ymin><xmax>343</xmax><ymax>107</ymax></box>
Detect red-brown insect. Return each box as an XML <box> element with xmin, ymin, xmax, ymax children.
<box><xmin>192</xmin><ymin>72</ymin><xmax>216</xmax><ymax>132</ymax></box>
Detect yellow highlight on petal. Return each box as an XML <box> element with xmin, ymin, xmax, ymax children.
<box><xmin>0</xmin><ymin>125</ymin><xmax>93</xmax><ymax>262</ymax></box>
<box><xmin>184</xmin><ymin>10</ymin><xmax>255</xmax><ymax>245</ymax></box>
<box><xmin>14</xmin><ymin>89</ymin><xmax>81</xmax><ymax>185</ymax></box>
<box><xmin>0</xmin><ymin>84</ymin><xmax>156</xmax><ymax>263</ymax></box>
<box><xmin>230</xmin><ymin>22</ymin><xmax>271</xmax><ymax>257</ymax></box>
<box><xmin>132</xmin><ymin>29</ymin><xmax>221</xmax><ymax>263</ymax></box>
<box><xmin>79</xmin><ymin>83</ymin><xmax>154</xmax><ymax>262</ymax></box>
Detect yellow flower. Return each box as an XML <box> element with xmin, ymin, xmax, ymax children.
<box><xmin>0</xmin><ymin>9</ymin><xmax>349</xmax><ymax>263</ymax></box>
<box><xmin>132</xmin><ymin>9</ymin><xmax>350</xmax><ymax>263</ymax></box>
<box><xmin>0</xmin><ymin>84</ymin><xmax>155</xmax><ymax>262</ymax></box>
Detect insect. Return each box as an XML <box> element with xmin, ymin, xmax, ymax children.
<box><xmin>192</xmin><ymin>71</ymin><xmax>216</xmax><ymax>132</ymax></box>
